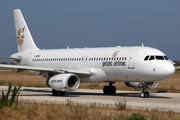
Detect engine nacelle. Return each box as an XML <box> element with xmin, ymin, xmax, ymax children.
<box><xmin>46</xmin><ymin>73</ymin><xmax>80</xmax><ymax>91</ymax></box>
<box><xmin>125</xmin><ymin>81</ymin><xmax>158</xmax><ymax>90</ymax></box>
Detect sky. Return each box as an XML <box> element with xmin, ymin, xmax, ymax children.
<box><xmin>0</xmin><ymin>1</ymin><xmax>180</xmax><ymax>63</ymax></box>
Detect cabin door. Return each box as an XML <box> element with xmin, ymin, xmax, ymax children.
<box><xmin>128</xmin><ymin>50</ymin><xmax>139</xmax><ymax>69</ymax></box>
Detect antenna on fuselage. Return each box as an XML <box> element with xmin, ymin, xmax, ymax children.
<box><xmin>141</xmin><ymin>43</ymin><xmax>144</xmax><ymax>47</ymax></box>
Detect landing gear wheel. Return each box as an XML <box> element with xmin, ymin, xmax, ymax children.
<box><xmin>145</xmin><ymin>91</ymin><xmax>149</xmax><ymax>98</ymax></box>
<box><xmin>140</xmin><ymin>91</ymin><xmax>149</xmax><ymax>98</ymax></box>
<box><xmin>59</xmin><ymin>91</ymin><xmax>66</xmax><ymax>96</ymax></box>
<box><xmin>103</xmin><ymin>86</ymin><xmax>110</xmax><ymax>95</ymax></box>
<box><xmin>140</xmin><ymin>92</ymin><xmax>145</xmax><ymax>98</ymax></box>
<box><xmin>110</xmin><ymin>86</ymin><xmax>116</xmax><ymax>94</ymax></box>
<box><xmin>52</xmin><ymin>89</ymin><xmax>58</xmax><ymax>96</ymax></box>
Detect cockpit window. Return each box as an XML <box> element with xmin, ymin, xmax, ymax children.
<box><xmin>144</xmin><ymin>55</ymin><xmax>149</xmax><ymax>61</ymax></box>
<box><xmin>155</xmin><ymin>56</ymin><xmax>164</xmax><ymax>60</ymax></box>
<box><xmin>149</xmin><ymin>55</ymin><xmax>155</xmax><ymax>60</ymax></box>
<box><xmin>144</xmin><ymin>55</ymin><xmax>169</xmax><ymax>61</ymax></box>
<box><xmin>164</xmin><ymin>56</ymin><xmax>169</xmax><ymax>60</ymax></box>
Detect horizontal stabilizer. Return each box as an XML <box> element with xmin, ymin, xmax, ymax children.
<box><xmin>0</xmin><ymin>56</ymin><xmax>21</xmax><ymax>60</ymax></box>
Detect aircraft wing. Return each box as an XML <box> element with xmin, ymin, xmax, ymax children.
<box><xmin>0</xmin><ymin>64</ymin><xmax>91</xmax><ymax>78</ymax></box>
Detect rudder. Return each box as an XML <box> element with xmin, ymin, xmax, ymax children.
<box><xmin>14</xmin><ymin>9</ymin><xmax>39</xmax><ymax>52</ymax></box>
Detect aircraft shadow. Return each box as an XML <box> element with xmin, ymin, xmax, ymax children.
<box><xmin>65</xmin><ymin>92</ymin><xmax>171</xmax><ymax>99</ymax></box>
<box><xmin>20</xmin><ymin>88</ymin><xmax>171</xmax><ymax>99</ymax></box>
<box><xmin>22</xmin><ymin>88</ymin><xmax>51</xmax><ymax>93</ymax></box>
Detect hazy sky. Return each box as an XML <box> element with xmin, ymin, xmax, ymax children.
<box><xmin>0</xmin><ymin>1</ymin><xmax>180</xmax><ymax>62</ymax></box>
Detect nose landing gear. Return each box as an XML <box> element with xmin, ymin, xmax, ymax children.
<box><xmin>103</xmin><ymin>82</ymin><xmax>116</xmax><ymax>95</ymax></box>
<box><xmin>140</xmin><ymin>83</ymin><xmax>149</xmax><ymax>98</ymax></box>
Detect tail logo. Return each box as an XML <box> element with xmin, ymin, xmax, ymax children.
<box><xmin>17</xmin><ymin>26</ymin><xmax>26</xmax><ymax>52</ymax></box>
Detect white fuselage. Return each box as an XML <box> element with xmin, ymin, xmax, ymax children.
<box><xmin>11</xmin><ymin>46</ymin><xmax>175</xmax><ymax>83</ymax></box>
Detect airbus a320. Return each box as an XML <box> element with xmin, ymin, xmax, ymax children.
<box><xmin>0</xmin><ymin>9</ymin><xmax>175</xmax><ymax>98</ymax></box>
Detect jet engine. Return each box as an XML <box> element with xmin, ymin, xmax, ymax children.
<box><xmin>46</xmin><ymin>73</ymin><xmax>80</xmax><ymax>91</ymax></box>
<box><xmin>125</xmin><ymin>81</ymin><xmax>158</xmax><ymax>90</ymax></box>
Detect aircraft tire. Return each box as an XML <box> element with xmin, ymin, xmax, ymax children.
<box><xmin>145</xmin><ymin>91</ymin><xmax>149</xmax><ymax>98</ymax></box>
<box><xmin>140</xmin><ymin>91</ymin><xmax>149</xmax><ymax>98</ymax></box>
<box><xmin>103</xmin><ymin>86</ymin><xmax>110</xmax><ymax>95</ymax></box>
<box><xmin>52</xmin><ymin>89</ymin><xmax>58</xmax><ymax>96</ymax></box>
<box><xmin>110</xmin><ymin>86</ymin><xmax>116</xmax><ymax>94</ymax></box>
<box><xmin>140</xmin><ymin>92</ymin><xmax>145</xmax><ymax>98</ymax></box>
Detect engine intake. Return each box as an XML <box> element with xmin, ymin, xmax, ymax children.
<box><xmin>125</xmin><ymin>81</ymin><xmax>158</xmax><ymax>90</ymax></box>
<box><xmin>46</xmin><ymin>73</ymin><xmax>80</xmax><ymax>91</ymax></box>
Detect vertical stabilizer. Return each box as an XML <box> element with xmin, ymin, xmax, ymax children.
<box><xmin>14</xmin><ymin>9</ymin><xmax>39</xmax><ymax>52</ymax></box>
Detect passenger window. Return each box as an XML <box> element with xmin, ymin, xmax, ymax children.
<box><xmin>155</xmin><ymin>56</ymin><xmax>164</xmax><ymax>60</ymax></box>
<box><xmin>144</xmin><ymin>55</ymin><xmax>149</xmax><ymax>61</ymax></box>
<box><xmin>149</xmin><ymin>56</ymin><xmax>155</xmax><ymax>60</ymax></box>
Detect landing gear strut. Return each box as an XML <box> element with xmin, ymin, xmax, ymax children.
<box><xmin>103</xmin><ymin>82</ymin><xmax>116</xmax><ymax>95</ymax></box>
<box><xmin>52</xmin><ymin>89</ymin><xmax>66</xmax><ymax>96</ymax></box>
<box><xmin>140</xmin><ymin>83</ymin><xmax>149</xmax><ymax>98</ymax></box>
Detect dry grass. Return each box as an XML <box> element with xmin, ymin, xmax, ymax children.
<box><xmin>0</xmin><ymin>100</ymin><xmax>180</xmax><ymax>120</ymax></box>
<box><xmin>0</xmin><ymin>71</ymin><xmax>179</xmax><ymax>92</ymax></box>
<box><xmin>0</xmin><ymin>71</ymin><xmax>46</xmax><ymax>87</ymax></box>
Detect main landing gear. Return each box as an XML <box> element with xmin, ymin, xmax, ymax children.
<box><xmin>103</xmin><ymin>82</ymin><xmax>116</xmax><ymax>95</ymax></box>
<box><xmin>140</xmin><ymin>83</ymin><xmax>149</xmax><ymax>98</ymax></box>
<box><xmin>52</xmin><ymin>89</ymin><xmax>66</xmax><ymax>96</ymax></box>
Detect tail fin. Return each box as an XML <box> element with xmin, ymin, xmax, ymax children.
<box><xmin>13</xmin><ymin>9</ymin><xmax>39</xmax><ymax>52</ymax></box>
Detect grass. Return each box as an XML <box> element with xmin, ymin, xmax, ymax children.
<box><xmin>115</xmin><ymin>99</ymin><xmax>127</xmax><ymax>110</ymax></box>
<box><xmin>0</xmin><ymin>99</ymin><xmax>180</xmax><ymax>120</ymax></box>
<box><xmin>155</xmin><ymin>86</ymin><xmax>180</xmax><ymax>93</ymax></box>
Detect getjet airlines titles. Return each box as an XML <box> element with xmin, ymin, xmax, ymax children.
<box><xmin>0</xmin><ymin>9</ymin><xmax>175</xmax><ymax>98</ymax></box>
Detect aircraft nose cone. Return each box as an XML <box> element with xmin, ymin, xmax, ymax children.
<box><xmin>162</xmin><ymin>62</ymin><xmax>175</xmax><ymax>79</ymax></box>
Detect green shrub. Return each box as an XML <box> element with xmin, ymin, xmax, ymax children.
<box><xmin>125</xmin><ymin>113</ymin><xmax>146</xmax><ymax>120</ymax></box>
<box><xmin>0</xmin><ymin>83</ymin><xmax>21</xmax><ymax>109</ymax></box>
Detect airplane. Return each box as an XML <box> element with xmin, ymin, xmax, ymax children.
<box><xmin>0</xmin><ymin>9</ymin><xmax>175</xmax><ymax>98</ymax></box>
